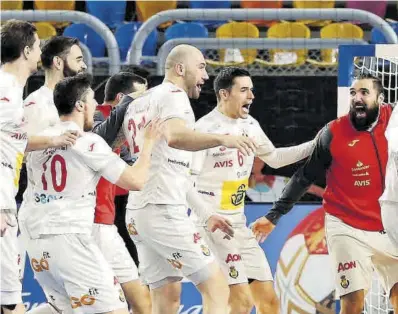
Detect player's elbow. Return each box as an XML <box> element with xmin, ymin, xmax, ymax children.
<box><xmin>165</xmin><ymin>132</ymin><xmax>182</xmax><ymax>149</ymax></box>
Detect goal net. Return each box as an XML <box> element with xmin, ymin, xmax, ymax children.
<box><xmin>338</xmin><ymin>44</ymin><xmax>398</xmax><ymax>314</ymax></box>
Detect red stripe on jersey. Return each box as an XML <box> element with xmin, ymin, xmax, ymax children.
<box><xmin>171</xmin><ymin>90</ymin><xmax>182</xmax><ymax>93</ymax></box>
<box><xmin>0</xmin><ymin>97</ymin><xmax>10</xmax><ymax>102</ymax></box>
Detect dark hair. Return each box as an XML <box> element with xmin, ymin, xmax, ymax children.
<box><xmin>354</xmin><ymin>72</ymin><xmax>384</xmax><ymax>96</ymax></box>
<box><xmin>54</xmin><ymin>73</ymin><xmax>93</xmax><ymax>116</ymax></box>
<box><xmin>1</xmin><ymin>19</ymin><xmax>37</xmax><ymax>64</ymax></box>
<box><xmin>104</xmin><ymin>72</ymin><xmax>147</xmax><ymax>102</ymax></box>
<box><xmin>41</xmin><ymin>36</ymin><xmax>80</xmax><ymax>70</ymax></box>
<box><xmin>122</xmin><ymin>64</ymin><xmax>150</xmax><ymax>79</ymax></box>
<box><xmin>213</xmin><ymin>67</ymin><xmax>251</xmax><ymax>100</ymax></box>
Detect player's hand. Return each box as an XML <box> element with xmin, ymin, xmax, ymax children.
<box><xmin>51</xmin><ymin>131</ymin><xmax>79</xmax><ymax>148</ymax></box>
<box><xmin>220</xmin><ymin>135</ymin><xmax>258</xmax><ymax>156</ymax></box>
<box><xmin>144</xmin><ymin>118</ymin><xmax>163</xmax><ymax>142</ymax></box>
<box><xmin>252</xmin><ymin>217</ymin><xmax>275</xmax><ymax>243</ymax></box>
<box><xmin>206</xmin><ymin>214</ymin><xmax>234</xmax><ymax>240</ymax></box>
<box><xmin>0</xmin><ymin>213</ymin><xmax>16</xmax><ymax>237</ymax></box>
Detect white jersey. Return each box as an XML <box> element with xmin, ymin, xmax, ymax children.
<box><xmin>191</xmin><ymin>109</ymin><xmax>272</xmax><ymax>221</ymax></box>
<box><xmin>18</xmin><ymin>121</ymin><xmax>127</xmax><ymax>238</ymax></box>
<box><xmin>0</xmin><ymin>70</ymin><xmax>26</xmax><ymax>213</ymax></box>
<box><xmin>23</xmin><ymin>85</ymin><xmax>59</xmax><ymax>135</ymax></box>
<box><xmin>191</xmin><ymin>108</ymin><xmax>315</xmax><ymax>224</ymax></box>
<box><xmin>21</xmin><ymin>86</ymin><xmax>60</xmax><ymax>212</ymax></box>
<box><xmin>123</xmin><ymin>82</ymin><xmax>195</xmax><ymax>209</ymax></box>
<box><xmin>380</xmin><ymin>105</ymin><xmax>398</xmax><ymax>203</ymax></box>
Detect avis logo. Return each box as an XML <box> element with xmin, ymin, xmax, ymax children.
<box><xmin>354</xmin><ymin>180</ymin><xmax>370</xmax><ymax>187</ymax></box>
<box><xmin>337</xmin><ymin>261</ymin><xmax>356</xmax><ymax>273</ymax></box>
<box><xmin>214</xmin><ymin>160</ymin><xmax>233</xmax><ymax>168</ymax></box>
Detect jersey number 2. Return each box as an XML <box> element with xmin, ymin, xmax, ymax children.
<box><xmin>41</xmin><ymin>154</ymin><xmax>67</xmax><ymax>192</ymax></box>
<box><xmin>128</xmin><ymin>116</ymin><xmax>146</xmax><ymax>154</ymax></box>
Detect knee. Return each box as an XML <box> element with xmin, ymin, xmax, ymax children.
<box><xmin>229</xmin><ymin>289</ymin><xmax>254</xmax><ymax>313</ymax></box>
<box><xmin>340</xmin><ymin>292</ymin><xmax>364</xmax><ymax>314</ymax></box>
<box><xmin>258</xmin><ymin>294</ymin><xmax>279</xmax><ymax>314</ymax></box>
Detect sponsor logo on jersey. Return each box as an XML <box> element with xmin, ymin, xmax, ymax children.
<box><xmin>24</xmin><ymin>101</ymin><xmax>36</xmax><ymax>107</ymax></box>
<box><xmin>354</xmin><ymin>179</ymin><xmax>370</xmax><ymax>187</ymax></box>
<box><xmin>70</xmin><ymin>291</ymin><xmax>97</xmax><ymax>309</ymax></box>
<box><xmin>348</xmin><ymin>139</ymin><xmax>360</xmax><ymax>147</ymax></box>
<box><xmin>0</xmin><ymin>97</ymin><xmax>10</xmax><ymax>102</ymax></box>
<box><xmin>229</xmin><ymin>266</ymin><xmax>239</xmax><ymax>279</ymax></box>
<box><xmin>340</xmin><ymin>275</ymin><xmax>350</xmax><ymax>289</ymax></box>
<box><xmin>167</xmin><ymin>259</ymin><xmax>183</xmax><ymax>269</ymax></box>
<box><xmin>213</xmin><ymin>160</ymin><xmax>233</xmax><ymax>168</ymax></box>
<box><xmin>351</xmin><ymin>161</ymin><xmax>370</xmax><ymax>172</ymax></box>
<box><xmin>231</xmin><ymin>184</ymin><xmax>246</xmax><ymax>207</ymax></box>
<box><xmin>198</xmin><ymin>190</ymin><xmax>215</xmax><ymax>196</ymax></box>
<box><xmin>11</xmin><ymin>132</ymin><xmax>27</xmax><ymax>140</ymax></box>
<box><xmin>225</xmin><ymin>253</ymin><xmax>242</xmax><ymax>263</ymax></box>
<box><xmin>337</xmin><ymin>261</ymin><xmax>356</xmax><ymax>273</ymax></box>
<box><xmin>167</xmin><ymin>158</ymin><xmax>190</xmax><ymax>168</ymax></box>
<box><xmin>1</xmin><ymin>161</ymin><xmax>13</xmax><ymax>170</ymax></box>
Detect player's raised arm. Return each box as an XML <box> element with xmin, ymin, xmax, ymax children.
<box><xmin>252</xmin><ymin>124</ymin><xmax>332</xmax><ymax>242</ymax></box>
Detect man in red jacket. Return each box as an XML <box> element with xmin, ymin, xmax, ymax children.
<box><xmin>92</xmin><ymin>72</ymin><xmax>151</xmax><ymax>313</ymax></box>
<box><xmin>252</xmin><ymin>73</ymin><xmax>398</xmax><ymax>314</ymax></box>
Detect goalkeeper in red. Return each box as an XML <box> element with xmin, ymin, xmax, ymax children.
<box><xmin>253</xmin><ymin>73</ymin><xmax>398</xmax><ymax>314</ymax></box>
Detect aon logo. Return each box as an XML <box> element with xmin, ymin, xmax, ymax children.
<box><xmin>354</xmin><ymin>180</ymin><xmax>370</xmax><ymax>187</ymax></box>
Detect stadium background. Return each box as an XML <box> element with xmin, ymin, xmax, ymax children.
<box><xmin>3</xmin><ymin>0</ymin><xmax>398</xmax><ymax>313</ymax></box>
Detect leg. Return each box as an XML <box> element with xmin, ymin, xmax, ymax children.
<box><xmin>150</xmin><ymin>281</ymin><xmax>181</xmax><ymax>314</ymax></box>
<box><xmin>390</xmin><ymin>282</ymin><xmax>398</xmax><ymax>312</ymax></box>
<box><xmin>228</xmin><ymin>284</ymin><xmax>254</xmax><ymax>314</ymax></box>
<box><xmin>1</xmin><ymin>221</ymin><xmax>24</xmax><ymax>314</ymax></box>
<box><xmin>250</xmin><ymin>280</ymin><xmax>279</xmax><ymax>314</ymax></box>
<box><xmin>91</xmin><ymin>224</ymin><xmax>151</xmax><ymax>313</ymax></box>
<box><xmin>121</xmin><ymin>280</ymin><xmax>151</xmax><ymax>314</ymax></box>
<box><xmin>339</xmin><ymin>290</ymin><xmax>365</xmax><ymax>314</ymax></box>
<box><xmin>195</xmin><ymin>262</ymin><xmax>230</xmax><ymax>314</ymax></box>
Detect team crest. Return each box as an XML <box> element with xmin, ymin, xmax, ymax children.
<box><xmin>229</xmin><ymin>266</ymin><xmax>239</xmax><ymax>279</ymax></box>
<box><xmin>127</xmin><ymin>220</ymin><xmax>138</xmax><ymax>236</ymax></box>
<box><xmin>201</xmin><ymin>245</ymin><xmax>211</xmax><ymax>256</ymax></box>
<box><xmin>340</xmin><ymin>275</ymin><xmax>349</xmax><ymax>289</ymax></box>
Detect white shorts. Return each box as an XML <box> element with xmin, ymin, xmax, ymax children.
<box><xmin>23</xmin><ymin>231</ymin><xmax>127</xmax><ymax>313</ymax></box>
<box><xmin>325</xmin><ymin>214</ymin><xmax>398</xmax><ymax>298</ymax></box>
<box><xmin>380</xmin><ymin>201</ymin><xmax>398</xmax><ymax>249</ymax></box>
<box><xmin>92</xmin><ymin>223</ymin><xmax>138</xmax><ymax>284</ymax></box>
<box><xmin>126</xmin><ymin>204</ymin><xmax>215</xmax><ymax>289</ymax></box>
<box><xmin>0</xmin><ymin>216</ymin><xmax>22</xmax><ymax>306</ymax></box>
<box><xmin>198</xmin><ymin>223</ymin><xmax>272</xmax><ymax>285</ymax></box>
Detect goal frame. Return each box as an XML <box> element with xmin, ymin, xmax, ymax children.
<box><xmin>338</xmin><ymin>44</ymin><xmax>398</xmax><ymax>117</ymax></box>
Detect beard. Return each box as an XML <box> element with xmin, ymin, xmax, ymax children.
<box><xmin>349</xmin><ymin>101</ymin><xmax>380</xmax><ymax>131</ymax></box>
<box><xmin>63</xmin><ymin>61</ymin><xmax>83</xmax><ymax>78</ymax></box>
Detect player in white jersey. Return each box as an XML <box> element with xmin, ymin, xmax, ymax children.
<box><xmin>188</xmin><ymin>67</ymin><xmax>315</xmax><ymax>314</ymax></box>
<box><xmin>0</xmin><ymin>20</ymin><xmax>43</xmax><ymax>314</ymax></box>
<box><xmin>19</xmin><ymin>74</ymin><xmax>160</xmax><ymax>314</ymax></box>
<box><xmin>123</xmin><ymin>45</ymin><xmax>257</xmax><ymax>314</ymax></box>
<box><xmin>380</xmin><ymin>104</ymin><xmax>398</xmax><ymax>247</ymax></box>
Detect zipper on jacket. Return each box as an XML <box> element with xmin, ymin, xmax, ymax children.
<box><xmin>370</xmin><ymin>132</ymin><xmax>385</xmax><ymax>190</ymax></box>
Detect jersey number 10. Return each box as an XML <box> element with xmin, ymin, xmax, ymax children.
<box><xmin>41</xmin><ymin>154</ymin><xmax>67</xmax><ymax>192</ymax></box>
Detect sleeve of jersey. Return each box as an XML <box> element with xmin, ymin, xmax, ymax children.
<box><xmin>187</xmin><ymin>176</ymin><xmax>215</xmax><ymax>223</ymax></box>
<box><xmin>73</xmin><ymin>135</ymin><xmax>127</xmax><ymax>184</ymax></box>
<box><xmin>0</xmin><ymin>89</ymin><xmax>18</xmax><ymax>127</ymax></box>
<box><xmin>255</xmin><ymin>123</ymin><xmax>316</xmax><ymax>169</ymax></box>
<box><xmin>23</xmin><ymin>96</ymin><xmax>42</xmax><ymax>135</ymax></box>
<box><xmin>158</xmin><ymin>91</ymin><xmax>192</xmax><ymax>122</ymax></box>
<box><xmin>92</xmin><ymin>95</ymin><xmax>133</xmax><ymax>147</ymax></box>
<box><xmin>264</xmin><ymin>124</ymin><xmax>333</xmax><ymax>225</ymax></box>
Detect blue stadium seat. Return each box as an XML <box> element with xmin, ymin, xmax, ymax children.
<box><xmin>86</xmin><ymin>1</ymin><xmax>126</xmax><ymax>28</ymax></box>
<box><xmin>115</xmin><ymin>22</ymin><xmax>158</xmax><ymax>63</ymax></box>
<box><xmin>164</xmin><ymin>22</ymin><xmax>209</xmax><ymax>41</ymax></box>
<box><xmin>63</xmin><ymin>24</ymin><xmax>106</xmax><ymax>57</ymax></box>
<box><xmin>188</xmin><ymin>1</ymin><xmax>231</xmax><ymax>28</ymax></box>
<box><xmin>371</xmin><ymin>23</ymin><xmax>398</xmax><ymax>44</ymax></box>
